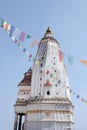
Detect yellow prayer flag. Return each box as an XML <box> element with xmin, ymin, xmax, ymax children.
<box><xmin>35</xmin><ymin>60</ymin><xmax>39</xmax><ymax>65</ymax></box>
<box><xmin>80</xmin><ymin>60</ymin><xmax>87</xmax><ymax>66</ymax></box>
<box><xmin>53</xmin><ymin>77</ymin><xmax>58</xmax><ymax>81</ymax></box>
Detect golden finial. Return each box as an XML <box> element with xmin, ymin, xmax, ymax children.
<box><xmin>46</xmin><ymin>27</ymin><xmax>52</xmax><ymax>34</ymax></box>
<box><xmin>44</xmin><ymin>27</ymin><xmax>53</xmax><ymax>37</ymax></box>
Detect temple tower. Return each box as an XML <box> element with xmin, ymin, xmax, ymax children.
<box><xmin>14</xmin><ymin>27</ymin><xmax>74</xmax><ymax>130</ymax></box>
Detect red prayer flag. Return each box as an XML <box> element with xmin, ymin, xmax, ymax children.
<box><xmin>30</xmin><ymin>40</ymin><xmax>39</xmax><ymax>47</ymax></box>
<box><xmin>29</xmin><ymin>54</ymin><xmax>32</xmax><ymax>58</ymax></box>
<box><xmin>59</xmin><ymin>50</ymin><xmax>64</xmax><ymax>61</ymax></box>
<box><xmin>46</xmin><ymin>70</ymin><xmax>50</xmax><ymax>75</ymax></box>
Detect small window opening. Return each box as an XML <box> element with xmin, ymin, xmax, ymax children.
<box><xmin>47</xmin><ymin>90</ymin><xmax>50</xmax><ymax>95</ymax></box>
<box><xmin>42</xmin><ymin>57</ymin><xmax>44</xmax><ymax>60</ymax></box>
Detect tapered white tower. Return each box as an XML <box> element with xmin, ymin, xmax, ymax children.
<box><xmin>14</xmin><ymin>27</ymin><xmax>74</xmax><ymax>130</ymax></box>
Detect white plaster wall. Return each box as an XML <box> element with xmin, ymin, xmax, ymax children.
<box><xmin>19</xmin><ymin>85</ymin><xmax>31</xmax><ymax>90</ymax></box>
<box><xmin>18</xmin><ymin>91</ymin><xmax>30</xmax><ymax>99</ymax></box>
<box><xmin>31</xmin><ymin>39</ymin><xmax>70</xmax><ymax>99</ymax></box>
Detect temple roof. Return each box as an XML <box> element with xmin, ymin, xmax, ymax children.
<box><xmin>18</xmin><ymin>68</ymin><xmax>32</xmax><ymax>86</ymax></box>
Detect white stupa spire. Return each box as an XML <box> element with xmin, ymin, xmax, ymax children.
<box><xmin>31</xmin><ymin>27</ymin><xmax>70</xmax><ymax>99</ymax></box>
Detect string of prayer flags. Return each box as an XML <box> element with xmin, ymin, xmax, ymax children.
<box><xmin>0</xmin><ymin>17</ymin><xmax>37</xmax><ymax>62</ymax></box>
<box><xmin>0</xmin><ymin>17</ymin><xmax>31</xmax><ymax>43</ymax></box>
<box><xmin>67</xmin><ymin>54</ymin><xmax>74</xmax><ymax>65</ymax></box>
<box><xmin>1</xmin><ymin>17</ymin><xmax>87</xmax><ymax>68</ymax></box>
<box><xmin>67</xmin><ymin>86</ymin><xmax>87</xmax><ymax>105</ymax></box>
<box><xmin>80</xmin><ymin>60</ymin><xmax>87</xmax><ymax>66</ymax></box>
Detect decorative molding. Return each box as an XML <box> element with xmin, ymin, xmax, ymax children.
<box><xmin>44</xmin><ymin>111</ymin><xmax>52</xmax><ymax>116</ymax></box>
<box><xmin>19</xmin><ymin>90</ymin><xmax>31</xmax><ymax>92</ymax></box>
<box><xmin>26</xmin><ymin>110</ymin><xmax>73</xmax><ymax>115</ymax></box>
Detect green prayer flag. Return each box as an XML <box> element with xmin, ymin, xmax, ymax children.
<box><xmin>67</xmin><ymin>54</ymin><xmax>74</xmax><ymax>65</ymax></box>
<box><xmin>0</xmin><ymin>18</ymin><xmax>4</xmax><ymax>27</ymax></box>
<box><xmin>26</xmin><ymin>34</ymin><xmax>31</xmax><ymax>38</ymax></box>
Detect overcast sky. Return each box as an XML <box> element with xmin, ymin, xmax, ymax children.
<box><xmin>0</xmin><ymin>0</ymin><xmax>87</xmax><ymax>130</ymax></box>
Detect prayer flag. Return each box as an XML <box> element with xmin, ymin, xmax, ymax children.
<box><xmin>0</xmin><ymin>17</ymin><xmax>4</xmax><ymax>27</ymax></box>
<box><xmin>67</xmin><ymin>54</ymin><xmax>74</xmax><ymax>65</ymax></box>
<box><xmin>58</xmin><ymin>80</ymin><xmax>61</xmax><ymax>84</ymax></box>
<box><xmin>67</xmin><ymin>86</ymin><xmax>69</xmax><ymax>89</ymax></box>
<box><xmin>23</xmin><ymin>48</ymin><xmax>26</xmax><ymax>52</ymax></box>
<box><xmin>17</xmin><ymin>43</ymin><xmax>21</xmax><ymax>47</ymax></box>
<box><xmin>12</xmin><ymin>28</ymin><xmax>20</xmax><ymax>41</ymax></box>
<box><xmin>70</xmin><ymin>89</ymin><xmax>72</xmax><ymax>93</ymax></box>
<box><xmin>77</xmin><ymin>95</ymin><xmax>80</xmax><ymax>99</ymax></box>
<box><xmin>30</xmin><ymin>40</ymin><xmax>39</xmax><ymax>47</ymax></box>
<box><xmin>80</xmin><ymin>60</ymin><xmax>87</xmax><ymax>66</ymax></box>
<box><xmin>26</xmin><ymin>34</ymin><xmax>31</xmax><ymax>38</ymax></box>
<box><xmin>73</xmin><ymin>92</ymin><xmax>76</xmax><ymax>95</ymax></box>
<box><xmin>81</xmin><ymin>98</ymin><xmax>84</xmax><ymax>102</ymax></box>
<box><xmin>9</xmin><ymin>25</ymin><xmax>15</xmax><ymax>37</ymax></box>
<box><xmin>19</xmin><ymin>32</ymin><xmax>25</xmax><ymax>41</ymax></box>
<box><xmin>50</xmin><ymin>73</ymin><xmax>53</xmax><ymax>77</ymax></box>
<box><xmin>2</xmin><ymin>21</ymin><xmax>10</xmax><ymax>31</ymax></box>
<box><xmin>53</xmin><ymin>77</ymin><xmax>58</xmax><ymax>81</ymax></box>
<box><xmin>46</xmin><ymin>70</ymin><xmax>50</xmax><ymax>75</ymax></box>
<box><xmin>29</xmin><ymin>54</ymin><xmax>32</xmax><ymax>58</ymax></box>
<box><xmin>84</xmin><ymin>100</ymin><xmax>87</xmax><ymax>104</ymax></box>
<box><xmin>20</xmin><ymin>43</ymin><xmax>23</xmax><ymax>48</ymax></box>
<box><xmin>59</xmin><ymin>50</ymin><xmax>64</xmax><ymax>61</ymax></box>
<box><xmin>35</xmin><ymin>60</ymin><xmax>39</xmax><ymax>65</ymax></box>
<box><xmin>14</xmin><ymin>39</ymin><xmax>18</xmax><ymax>43</ymax></box>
